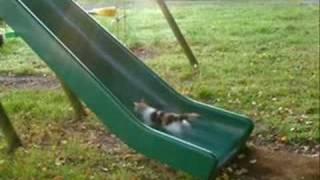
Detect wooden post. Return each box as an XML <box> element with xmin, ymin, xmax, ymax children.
<box><xmin>59</xmin><ymin>79</ymin><xmax>86</xmax><ymax>121</ymax></box>
<box><xmin>0</xmin><ymin>18</ymin><xmax>4</xmax><ymax>47</ymax></box>
<box><xmin>0</xmin><ymin>33</ymin><xmax>4</xmax><ymax>47</ymax></box>
<box><xmin>155</xmin><ymin>0</ymin><xmax>199</xmax><ymax>68</ymax></box>
<box><xmin>0</xmin><ymin>102</ymin><xmax>22</xmax><ymax>153</ymax></box>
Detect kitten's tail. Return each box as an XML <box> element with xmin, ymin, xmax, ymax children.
<box><xmin>180</xmin><ymin>113</ymin><xmax>200</xmax><ymax>121</ymax></box>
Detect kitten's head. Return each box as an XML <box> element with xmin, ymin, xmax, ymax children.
<box><xmin>133</xmin><ymin>99</ymin><xmax>149</xmax><ymax>113</ymax></box>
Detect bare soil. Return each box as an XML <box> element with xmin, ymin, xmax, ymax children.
<box><xmin>0</xmin><ymin>76</ymin><xmax>59</xmax><ymax>90</ymax></box>
<box><xmin>222</xmin><ymin>145</ymin><xmax>319</xmax><ymax>180</ymax></box>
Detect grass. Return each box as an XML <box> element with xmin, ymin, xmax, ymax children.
<box><xmin>0</xmin><ymin>39</ymin><xmax>49</xmax><ymax>76</ymax></box>
<box><xmin>0</xmin><ymin>90</ymin><xmax>191</xmax><ymax>179</ymax></box>
<box><xmin>98</xmin><ymin>1</ymin><xmax>320</xmax><ymax>142</ymax></box>
<box><xmin>0</xmin><ymin>0</ymin><xmax>319</xmax><ymax>179</ymax></box>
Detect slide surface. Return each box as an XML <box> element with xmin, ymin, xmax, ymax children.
<box><xmin>0</xmin><ymin>0</ymin><xmax>253</xmax><ymax>178</ymax></box>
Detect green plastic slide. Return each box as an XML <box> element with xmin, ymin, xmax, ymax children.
<box><xmin>0</xmin><ymin>0</ymin><xmax>253</xmax><ymax>179</ymax></box>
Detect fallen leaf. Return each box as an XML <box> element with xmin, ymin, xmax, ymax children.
<box><xmin>101</xmin><ymin>167</ymin><xmax>109</xmax><ymax>172</ymax></box>
<box><xmin>305</xmin><ymin>121</ymin><xmax>312</xmax><ymax>125</ymax></box>
<box><xmin>237</xmin><ymin>154</ymin><xmax>246</xmax><ymax>159</ymax></box>
<box><xmin>61</xmin><ymin>140</ymin><xmax>68</xmax><ymax>145</ymax></box>
<box><xmin>227</xmin><ymin>167</ymin><xmax>233</xmax><ymax>173</ymax></box>
<box><xmin>222</xmin><ymin>173</ymin><xmax>230</xmax><ymax>180</ymax></box>
<box><xmin>249</xmin><ymin>159</ymin><xmax>257</xmax><ymax>164</ymax></box>
<box><xmin>55</xmin><ymin>157</ymin><xmax>65</xmax><ymax>166</ymax></box>
<box><xmin>235</xmin><ymin>168</ymin><xmax>248</xmax><ymax>176</ymax></box>
<box><xmin>280</xmin><ymin>136</ymin><xmax>288</xmax><ymax>144</ymax></box>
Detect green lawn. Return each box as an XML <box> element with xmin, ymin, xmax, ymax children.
<box><xmin>0</xmin><ymin>0</ymin><xmax>319</xmax><ymax>179</ymax></box>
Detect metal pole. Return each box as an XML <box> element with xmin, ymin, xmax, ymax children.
<box><xmin>155</xmin><ymin>0</ymin><xmax>199</xmax><ymax>68</ymax></box>
<box><xmin>0</xmin><ymin>102</ymin><xmax>22</xmax><ymax>153</ymax></box>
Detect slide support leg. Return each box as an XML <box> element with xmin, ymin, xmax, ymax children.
<box><xmin>59</xmin><ymin>79</ymin><xmax>86</xmax><ymax>121</ymax></box>
<box><xmin>0</xmin><ymin>102</ymin><xmax>22</xmax><ymax>153</ymax></box>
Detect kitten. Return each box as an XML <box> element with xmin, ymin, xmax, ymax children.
<box><xmin>134</xmin><ymin>100</ymin><xmax>199</xmax><ymax>135</ymax></box>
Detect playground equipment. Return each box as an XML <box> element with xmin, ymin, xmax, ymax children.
<box><xmin>87</xmin><ymin>0</ymin><xmax>199</xmax><ymax>68</ymax></box>
<box><xmin>88</xmin><ymin>6</ymin><xmax>118</xmax><ymax>17</ymax></box>
<box><xmin>0</xmin><ymin>26</ymin><xmax>19</xmax><ymax>46</ymax></box>
<box><xmin>0</xmin><ymin>0</ymin><xmax>253</xmax><ymax>179</ymax></box>
<box><xmin>155</xmin><ymin>0</ymin><xmax>199</xmax><ymax>68</ymax></box>
<box><xmin>0</xmin><ymin>102</ymin><xmax>22</xmax><ymax>153</ymax></box>
<box><xmin>0</xmin><ymin>22</ymin><xmax>5</xmax><ymax>46</ymax></box>
<box><xmin>0</xmin><ymin>34</ymin><xmax>3</xmax><ymax>46</ymax></box>
<box><xmin>87</xmin><ymin>5</ymin><xmax>128</xmax><ymax>43</ymax></box>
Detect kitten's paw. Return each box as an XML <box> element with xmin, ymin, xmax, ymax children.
<box><xmin>164</xmin><ymin>122</ymin><xmax>182</xmax><ymax>135</ymax></box>
<box><xmin>182</xmin><ymin>120</ymin><xmax>191</xmax><ymax>127</ymax></box>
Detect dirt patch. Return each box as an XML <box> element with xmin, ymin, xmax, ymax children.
<box><xmin>0</xmin><ymin>76</ymin><xmax>59</xmax><ymax>90</ymax></box>
<box><xmin>250</xmin><ymin>135</ymin><xmax>320</xmax><ymax>156</ymax></box>
<box><xmin>222</xmin><ymin>145</ymin><xmax>320</xmax><ymax>180</ymax></box>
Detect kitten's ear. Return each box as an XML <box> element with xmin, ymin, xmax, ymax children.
<box><xmin>133</xmin><ymin>102</ymin><xmax>138</xmax><ymax>106</ymax></box>
<box><xmin>141</xmin><ymin>98</ymin><xmax>146</xmax><ymax>103</ymax></box>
